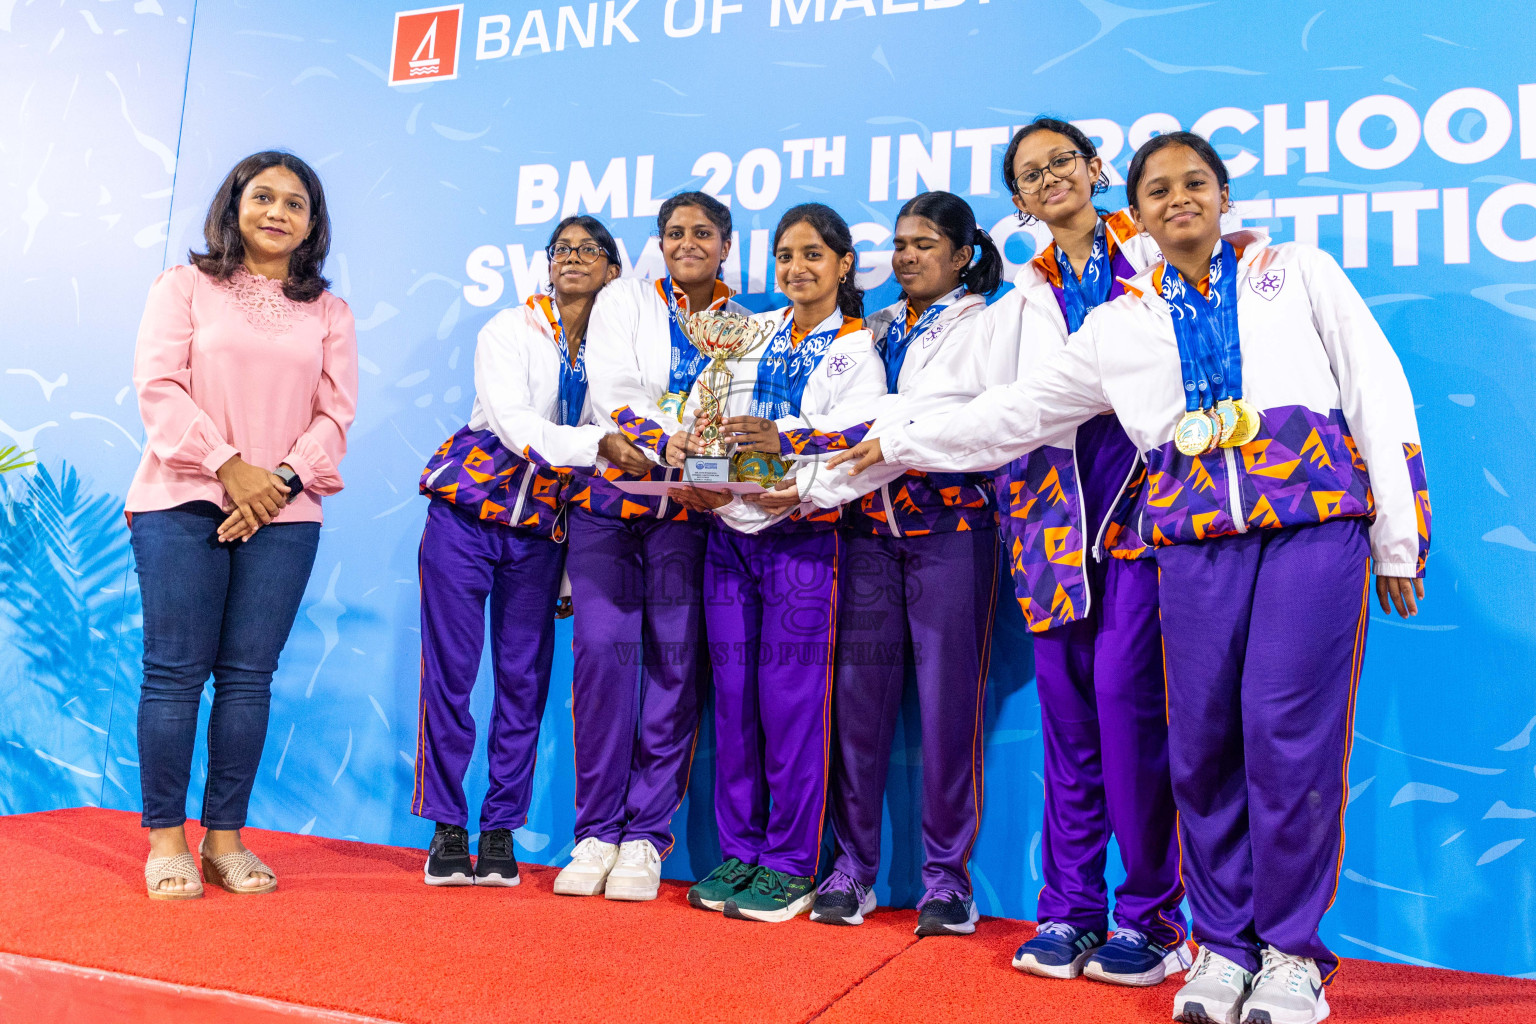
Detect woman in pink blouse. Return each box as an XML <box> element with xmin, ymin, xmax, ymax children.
<box><xmin>127</xmin><ymin>151</ymin><xmax>357</xmax><ymax>899</ymax></box>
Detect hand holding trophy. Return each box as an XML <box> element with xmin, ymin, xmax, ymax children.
<box><xmin>678</xmin><ymin>311</ymin><xmax>773</xmax><ymax>484</ymax></box>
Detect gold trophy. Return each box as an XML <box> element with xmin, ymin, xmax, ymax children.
<box><xmin>679</xmin><ymin>310</ymin><xmax>773</xmax><ymax>484</ymax></box>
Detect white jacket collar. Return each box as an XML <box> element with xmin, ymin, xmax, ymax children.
<box><xmin>775</xmin><ymin>305</ymin><xmax>849</xmax><ymax>338</ymax></box>
<box><xmin>1103</xmin><ymin>210</ymin><xmax>1143</xmax><ymax>251</ymax></box>
<box><xmin>1010</xmin><ymin>260</ymin><xmax>1059</xmax><ymax>305</ymax></box>
<box><xmin>524</xmin><ymin>295</ymin><xmax>563</xmax><ymax>345</ymax></box>
<box><xmin>867</xmin><ymin>301</ymin><xmax>901</xmax><ymax>340</ymax></box>
<box><xmin>1124</xmin><ymin>228</ymin><xmax>1273</xmax><ymax>310</ymax></box>
<box><xmin>1009</xmin><ymin>208</ymin><xmax>1158</xmax><ymax>306</ymax></box>
<box><xmin>870</xmin><ymin>287</ymin><xmax>983</xmax><ymax>339</ymax></box>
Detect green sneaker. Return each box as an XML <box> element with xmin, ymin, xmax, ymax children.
<box><xmin>723</xmin><ymin>867</ymin><xmax>815</xmax><ymax>922</ymax></box>
<box><xmin>687</xmin><ymin>858</ymin><xmax>757</xmax><ymax>911</ymax></box>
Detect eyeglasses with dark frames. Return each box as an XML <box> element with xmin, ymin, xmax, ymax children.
<box><xmin>548</xmin><ymin>242</ymin><xmax>608</xmax><ymax>264</ymax></box>
<box><xmin>1012</xmin><ymin>151</ymin><xmax>1087</xmax><ymax>196</ymax></box>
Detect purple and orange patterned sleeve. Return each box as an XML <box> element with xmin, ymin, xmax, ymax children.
<box><xmin>1404</xmin><ymin>442</ymin><xmax>1431</xmax><ymax>578</ymax></box>
<box><xmin>611</xmin><ymin>405</ymin><xmax>671</xmax><ymax>459</ymax></box>
<box><xmin>778</xmin><ymin>420</ymin><xmax>873</xmax><ymax>457</ymax></box>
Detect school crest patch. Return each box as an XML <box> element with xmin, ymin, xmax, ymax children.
<box><xmin>1250</xmin><ymin>269</ymin><xmax>1285</xmax><ymax>300</ymax></box>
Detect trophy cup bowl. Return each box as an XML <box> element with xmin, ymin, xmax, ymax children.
<box><xmin>678</xmin><ymin>311</ymin><xmax>773</xmax><ymax>485</ymax></box>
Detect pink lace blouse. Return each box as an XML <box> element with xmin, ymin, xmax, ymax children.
<box><xmin>125</xmin><ymin>264</ymin><xmax>358</xmax><ymax>523</ymax></box>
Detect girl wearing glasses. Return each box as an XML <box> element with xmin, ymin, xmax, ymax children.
<box><xmin>961</xmin><ymin>117</ymin><xmax>1190</xmax><ymax>987</ymax></box>
<box><xmin>668</xmin><ymin>204</ymin><xmax>886</xmax><ymax>923</ymax></box>
<box><xmin>788</xmin><ymin>191</ymin><xmax>1003</xmax><ymax>937</ymax></box>
<box><xmin>552</xmin><ymin>192</ymin><xmax>749</xmax><ymax>903</ymax></box>
<box><xmin>413</xmin><ymin>215</ymin><xmax>643</xmax><ymax>887</ymax></box>
<box><xmin>831</xmin><ymin>131</ymin><xmax>1429</xmax><ymax>1024</ymax></box>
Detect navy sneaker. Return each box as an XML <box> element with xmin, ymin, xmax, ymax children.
<box><xmin>1084</xmin><ymin>928</ymin><xmax>1193</xmax><ymax>987</ymax></box>
<box><xmin>914</xmin><ymin>887</ymin><xmax>979</xmax><ymax>936</ymax></box>
<box><xmin>809</xmin><ymin>870</ymin><xmax>876</xmax><ymax>926</ymax></box>
<box><xmin>1012</xmin><ymin>921</ymin><xmax>1105</xmax><ymax>979</ymax></box>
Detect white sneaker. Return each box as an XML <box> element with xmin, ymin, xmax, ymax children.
<box><xmin>552</xmin><ymin>837</ymin><xmax>618</xmax><ymax>896</ymax></box>
<box><xmin>1241</xmin><ymin>947</ymin><xmax>1329</xmax><ymax>1024</ymax></box>
<box><xmin>604</xmin><ymin>839</ymin><xmax>661</xmax><ymax>901</ymax></box>
<box><xmin>1173</xmin><ymin>946</ymin><xmax>1254</xmax><ymax>1024</ymax></box>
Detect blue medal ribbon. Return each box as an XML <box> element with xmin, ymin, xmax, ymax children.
<box><xmin>1205</xmin><ymin>243</ymin><xmax>1242</xmax><ymax>399</ymax></box>
<box><xmin>552</xmin><ymin>315</ymin><xmax>588</xmax><ymax>428</ymax></box>
<box><xmin>662</xmin><ymin>277</ymin><xmax>711</xmax><ymax>396</ymax></box>
<box><xmin>1054</xmin><ymin>222</ymin><xmax>1115</xmax><ymax>333</ymax></box>
<box><xmin>1158</xmin><ymin>241</ymin><xmax>1241</xmax><ymax>412</ymax></box>
<box><xmin>750</xmin><ymin>315</ymin><xmax>845</xmax><ymax>419</ymax></box>
<box><xmin>879</xmin><ymin>290</ymin><xmax>956</xmax><ymax>393</ymax></box>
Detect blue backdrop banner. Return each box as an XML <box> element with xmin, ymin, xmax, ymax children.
<box><xmin>2</xmin><ymin>0</ymin><xmax>1534</xmax><ymax>978</ymax></box>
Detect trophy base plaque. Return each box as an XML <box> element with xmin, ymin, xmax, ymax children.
<box><xmin>683</xmin><ymin>455</ymin><xmax>733</xmax><ymax>484</ymax></box>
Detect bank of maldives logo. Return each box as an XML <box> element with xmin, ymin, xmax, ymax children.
<box><xmin>389</xmin><ymin>4</ymin><xmax>464</xmax><ymax>85</ymax></box>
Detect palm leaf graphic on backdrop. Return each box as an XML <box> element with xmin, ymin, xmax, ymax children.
<box><xmin>0</xmin><ymin>462</ymin><xmax>141</xmax><ymax>814</ymax></box>
<box><xmin>0</xmin><ymin>446</ymin><xmax>36</xmax><ymax>475</ymax></box>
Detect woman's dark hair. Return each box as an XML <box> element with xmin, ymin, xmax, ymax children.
<box><xmin>656</xmin><ymin>191</ymin><xmax>732</xmax><ymax>280</ymax></box>
<box><xmin>189</xmin><ymin>151</ymin><xmax>331</xmax><ymax>303</ymax></box>
<box><xmin>656</xmin><ymin>190</ymin><xmax>732</xmax><ymax>239</ymax></box>
<box><xmin>545</xmin><ymin>214</ymin><xmax>622</xmax><ymax>274</ymax></box>
<box><xmin>772</xmin><ymin>203</ymin><xmax>864</xmax><ymax>320</ymax></box>
<box><xmin>1001</xmin><ymin>116</ymin><xmax>1110</xmax><ymax>223</ymax></box>
<box><xmin>1125</xmin><ymin>131</ymin><xmax>1230</xmax><ymax>211</ymax></box>
<box><xmin>896</xmin><ymin>191</ymin><xmax>1003</xmax><ymax>297</ymax></box>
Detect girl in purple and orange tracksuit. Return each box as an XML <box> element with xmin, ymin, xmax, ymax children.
<box><xmin>795</xmin><ymin>191</ymin><xmax>1004</xmax><ymax>938</ymax></box>
<box><xmin>857</xmin><ymin>132</ymin><xmax>1429</xmax><ymax>1024</ymax></box>
<box><xmin>413</xmin><ymin>215</ymin><xmax>629</xmax><ymax>888</ymax></box>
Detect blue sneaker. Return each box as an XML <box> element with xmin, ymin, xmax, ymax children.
<box><xmin>1085</xmin><ymin>927</ymin><xmax>1194</xmax><ymax>987</ymax></box>
<box><xmin>1012</xmin><ymin>921</ymin><xmax>1105</xmax><ymax>979</ymax></box>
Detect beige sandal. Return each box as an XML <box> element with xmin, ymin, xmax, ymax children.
<box><xmin>199</xmin><ymin>841</ymin><xmax>278</xmax><ymax>895</ymax></box>
<box><xmin>145</xmin><ymin>852</ymin><xmax>204</xmax><ymax>900</ymax></box>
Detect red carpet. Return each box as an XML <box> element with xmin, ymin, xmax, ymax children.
<box><xmin>0</xmin><ymin>808</ymin><xmax>1531</xmax><ymax>1023</ymax></box>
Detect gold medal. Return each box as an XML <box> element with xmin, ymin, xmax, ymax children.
<box><xmin>658</xmin><ymin>391</ymin><xmax>687</xmax><ymax>419</ymax></box>
<box><xmin>1226</xmin><ymin>398</ymin><xmax>1261</xmax><ymax>447</ymax></box>
<box><xmin>1174</xmin><ymin>410</ymin><xmax>1217</xmax><ymax>456</ymax></box>
<box><xmin>1213</xmin><ymin>400</ymin><xmax>1239</xmax><ymax>446</ymax></box>
<box><xmin>731</xmin><ymin>451</ymin><xmax>790</xmax><ymax>487</ymax></box>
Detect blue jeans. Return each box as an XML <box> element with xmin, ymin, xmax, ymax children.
<box><xmin>131</xmin><ymin>501</ymin><xmax>320</xmax><ymax>829</ymax></box>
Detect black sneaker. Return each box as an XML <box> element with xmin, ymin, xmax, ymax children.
<box><xmin>473</xmin><ymin>827</ymin><xmax>520</xmax><ymax>887</ymax></box>
<box><xmin>809</xmin><ymin>870</ymin><xmax>877</xmax><ymax>926</ymax></box>
<box><xmin>423</xmin><ymin>823</ymin><xmax>473</xmax><ymax>886</ymax></box>
<box><xmin>914</xmin><ymin>887</ymin><xmax>979</xmax><ymax>936</ymax></box>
